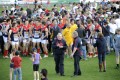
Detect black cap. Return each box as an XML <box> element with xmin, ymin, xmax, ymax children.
<box><xmin>15</xmin><ymin>51</ymin><xmax>20</xmax><ymax>56</ymax></box>
<box><xmin>32</xmin><ymin>48</ymin><xmax>37</xmax><ymax>52</ymax></box>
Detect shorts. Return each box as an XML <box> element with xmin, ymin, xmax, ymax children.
<box><xmin>3</xmin><ymin>36</ymin><xmax>8</xmax><ymax>43</ymax></box>
<box><xmin>98</xmin><ymin>53</ymin><xmax>106</xmax><ymax>64</ymax></box>
<box><xmin>23</xmin><ymin>38</ymin><xmax>29</xmax><ymax>43</ymax></box>
<box><xmin>33</xmin><ymin>64</ymin><xmax>39</xmax><ymax>71</ymax></box>
<box><xmin>115</xmin><ymin>48</ymin><xmax>120</xmax><ymax>56</ymax></box>
<box><xmin>41</xmin><ymin>40</ymin><xmax>48</xmax><ymax>44</ymax></box>
<box><xmin>10</xmin><ymin>63</ymin><xmax>14</xmax><ymax>68</ymax></box>
<box><xmin>12</xmin><ymin>41</ymin><xmax>19</xmax><ymax>45</ymax></box>
<box><xmin>19</xmin><ymin>36</ymin><xmax>23</xmax><ymax>42</ymax></box>
<box><xmin>32</xmin><ymin>38</ymin><xmax>41</xmax><ymax>43</ymax></box>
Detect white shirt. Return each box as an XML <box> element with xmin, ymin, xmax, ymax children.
<box><xmin>108</xmin><ymin>23</ymin><xmax>118</xmax><ymax>34</ymax></box>
<box><xmin>115</xmin><ymin>18</ymin><xmax>120</xmax><ymax>28</ymax></box>
<box><xmin>73</xmin><ymin>6</ymin><xmax>78</xmax><ymax>13</ymax></box>
<box><xmin>38</xmin><ymin>8</ymin><xmax>43</xmax><ymax>15</ymax></box>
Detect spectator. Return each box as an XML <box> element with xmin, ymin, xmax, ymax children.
<box><xmin>31</xmin><ymin>48</ymin><xmax>42</xmax><ymax>80</ymax></box>
<box><xmin>52</xmin><ymin>33</ymin><xmax>67</xmax><ymax>76</ymax></box>
<box><xmin>40</xmin><ymin>69</ymin><xmax>48</xmax><ymax>80</ymax></box>
<box><xmin>11</xmin><ymin>51</ymin><xmax>22</xmax><ymax>80</ymax></box>
<box><xmin>70</xmin><ymin>31</ymin><xmax>82</xmax><ymax>76</ymax></box>
<box><xmin>113</xmin><ymin>28</ymin><xmax>120</xmax><ymax>69</ymax></box>
<box><xmin>93</xmin><ymin>32</ymin><xmax>107</xmax><ymax>72</ymax></box>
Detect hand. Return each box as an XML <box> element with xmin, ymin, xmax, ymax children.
<box><xmin>59</xmin><ymin>46</ymin><xmax>63</xmax><ymax>48</ymax></box>
<box><xmin>70</xmin><ymin>53</ymin><xmax>74</xmax><ymax>58</ymax></box>
<box><xmin>57</xmin><ymin>43</ymin><xmax>60</xmax><ymax>47</ymax></box>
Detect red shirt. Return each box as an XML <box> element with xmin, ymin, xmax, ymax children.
<box><xmin>11</xmin><ymin>56</ymin><xmax>22</xmax><ymax>69</ymax></box>
<box><xmin>58</xmin><ymin>23</ymin><xmax>65</xmax><ymax>29</ymax></box>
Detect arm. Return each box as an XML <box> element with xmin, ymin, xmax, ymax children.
<box><xmin>8</xmin><ymin>30</ymin><xmax>12</xmax><ymax>41</ymax></box>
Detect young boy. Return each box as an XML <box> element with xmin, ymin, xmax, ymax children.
<box><xmin>11</xmin><ymin>51</ymin><xmax>22</xmax><ymax>80</ymax></box>
<box><xmin>114</xmin><ymin>28</ymin><xmax>120</xmax><ymax>69</ymax></box>
<box><xmin>40</xmin><ymin>69</ymin><xmax>48</xmax><ymax>80</ymax></box>
<box><xmin>31</xmin><ymin>48</ymin><xmax>41</xmax><ymax>80</ymax></box>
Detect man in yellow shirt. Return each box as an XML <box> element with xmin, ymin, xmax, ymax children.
<box><xmin>62</xmin><ymin>22</ymin><xmax>73</xmax><ymax>57</ymax></box>
<box><xmin>62</xmin><ymin>19</ymin><xmax>78</xmax><ymax>57</ymax></box>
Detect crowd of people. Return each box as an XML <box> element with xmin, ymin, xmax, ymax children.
<box><xmin>0</xmin><ymin>0</ymin><xmax>120</xmax><ymax>80</ymax></box>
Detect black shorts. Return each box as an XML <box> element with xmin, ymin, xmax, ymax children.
<box><xmin>33</xmin><ymin>64</ymin><xmax>39</xmax><ymax>71</ymax></box>
<box><xmin>10</xmin><ymin>63</ymin><xmax>14</xmax><ymax>68</ymax></box>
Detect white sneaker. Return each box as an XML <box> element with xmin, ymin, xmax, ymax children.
<box><xmin>93</xmin><ymin>54</ymin><xmax>98</xmax><ymax>58</ymax></box>
<box><xmin>44</xmin><ymin>55</ymin><xmax>48</xmax><ymax>58</ymax></box>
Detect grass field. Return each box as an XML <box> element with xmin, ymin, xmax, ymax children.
<box><xmin>0</xmin><ymin>52</ymin><xmax>120</xmax><ymax>80</ymax></box>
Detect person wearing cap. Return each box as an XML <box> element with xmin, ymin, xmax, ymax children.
<box><xmin>52</xmin><ymin>33</ymin><xmax>67</xmax><ymax>76</ymax></box>
<box><xmin>11</xmin><ymin>51</ymin><xmax>22</xmax><ymax>80</ymax></box>
<box><xmin>40</xmin><ymin>69</ymin><xmax>48</xmax><ymax>80</ymax></box>
<box><xmin>70</xmin><ymin>31</ymin><xmax>82</xmax><ymax>77</ymax></box>
<box><xmin>113</xmin><ymin>28</ymin><xmax>120</xmax><ymax>69</ymax></box>
<box><xmin>99</xmin><ymin>15</ymin><xmax>106</xmax><ymax>28</ymax></box>
<box><xmin>31</xmin><ymin>48</ymin><xmax>42</xmax><ymax>80</ymax></box>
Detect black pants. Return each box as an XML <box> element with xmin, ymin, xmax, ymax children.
<box><xmin>0</xmin><ymin>36</ymin><xmax>4</xmax><ymax>54</ymax></box>
<box><xmin>74</xmin><ymin>55</ymin><xmax>81</xmax><ymax>75</ymax></box>
<box><xmin>54</xmin><ymin>54</ymin><xmax>64</xmax><ymax>75</ymax></box>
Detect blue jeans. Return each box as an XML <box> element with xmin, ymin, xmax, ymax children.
<box><xmin>110</xmin><ymin>33</ymin><xmax>114</xmax><ymax>48</ymax></box>
<box><xmin>82</xmin><ymin>46</ymin><xmax>87</xmax><ymax>60</ymax></box>
<box><xmin>104</xmin><ymin>36</ymin><xmax>110</xmax><ymax>53</ymax></box>
<box><xmin>13</xmin><ymin>68</ymin><xmax>22</xmax><ymax>80</ymax></box>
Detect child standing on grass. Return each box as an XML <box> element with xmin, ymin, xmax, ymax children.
<box><xmin>113</xmin><ymin>28</ymin><xmax>120</xmax><ymax>69</ymax></box>
<box><xmin>31</xmin><ymin>48</ymin><xmax>42</xmax><ymax>80</ymax></box>
<box><xmin>11</xmin><ymin>51</ymin><xmax>22</xmax><ymax>80</ymax></box>
<box><xmin>10</xmin><ymin>49</ymin><xmax>16</xmax><ymax>80</ymax></box>
<box><xmin>40</xmin><ymin>69</ymin><xmax>48</xmax><ymax>80</ymax></box>
<box><xmin>93</xmin><ymin>32</ymin><xmax>107</xmax><ymax>72</ymax></box>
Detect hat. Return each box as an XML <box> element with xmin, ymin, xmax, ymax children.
<box><xmin>32</xmin><ymin>48</ymin><xmax>37</xmax><ymax>52</ymax></box>
<box><xmin>15</xmin><ymin>51</ymin><xmax>20</xmax><ymax>55</ymax></box>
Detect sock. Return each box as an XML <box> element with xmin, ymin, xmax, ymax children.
<box><xmin>44</xmin><ymin>52</ymin><xmax>48</xmax><ymax>55</ymax></box>
<box><xmin>23</xmin><ymin>50</ymin><xmax>26</xmax><ymax>55</ymax></box>
<box><xmin>26</xmin><ymin>51</ymin><xmax>29</xmax><ymax>55</ymax></box>
<box><xmin>88</xmin><ymin>53</ymin><xmax>90</xmax><ymax>56</ymax></box>
<box><xmin>37</xmin><ymin>48</ymin><xmax>40</xmax><ymax>54</ymax></box>
<box><xmin>95</xmin><ymin>52</ymin><xmax>98</xmax><ymax>55</ymax></box>
<box><xmin>4</xmin><ymin>50</ymin><xmax>8</xmax><ymax>56</ymax></box>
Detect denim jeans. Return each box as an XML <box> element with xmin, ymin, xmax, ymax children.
<box><xmin>13</xmin><ymin>68</ymin><xmax>22</xmax><ymax>80</ymax></box>
<box><xmin>82</xmin><ymin>46</ymin><xmax>87</xmax><ymax>60</ymax></box>
<box><xmin>104</xmin><ymin>36</ymin><xmax>110</xmax><ymax>53</ymax></box>
<box><xmin>110</xmin><ymin>33</ymin><xmax>114</xmax><ymax>48</ymax></box>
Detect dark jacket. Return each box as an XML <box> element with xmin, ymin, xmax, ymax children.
<box><xmin>52</xmin><ymin>26</ymin><xmax>61</xmax><ymax>40</ymax></box>
<box><xmin>72</xmin><ymin>37</ymin><xmax>82</xmax><ymax>56</ymax></box>
<box><xmin>94</xmin><ymin>37</ymin><xmax>107</xmax><ymax>54</ymax></box>
<box><xmin>52</xmin><ymin>39</ymin><xmax>67</xmax><ymax>55</ymax></box>
<box><xmin>76</xmin><ymin>27</ymin><xmax>86</xmax><ymax>38</ymax></box>
<box><xmin>102</xmin><ymin>25</ymin><xmax>110</xmax><ymax>37</ymax></box>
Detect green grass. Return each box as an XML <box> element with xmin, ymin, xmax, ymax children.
<box><xmin>0</xmin><ymin>52</ymin><xmax>120</xmax><ymax>80</ymax></box>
